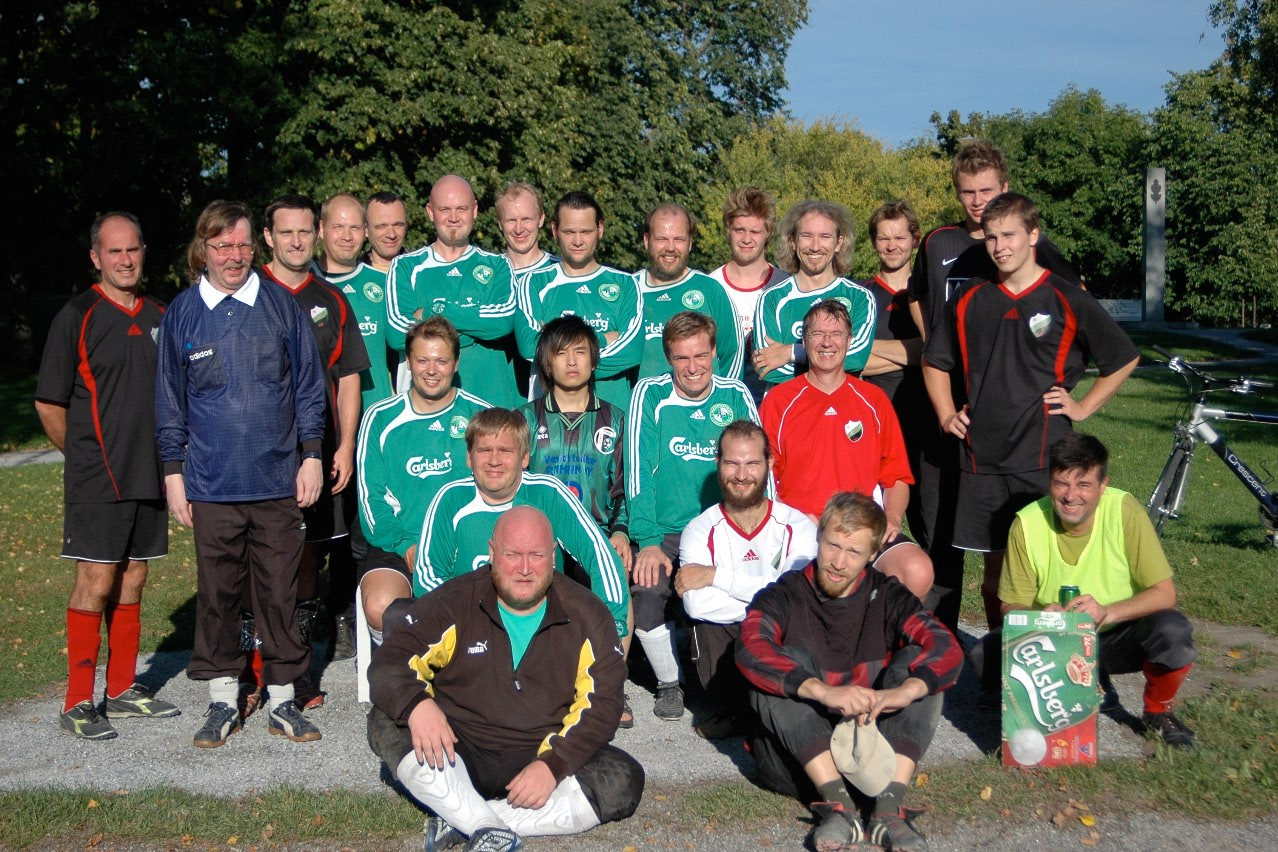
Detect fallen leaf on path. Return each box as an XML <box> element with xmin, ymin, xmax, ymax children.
<box><xmin>979</xmin><ymin>786</ymin><xmax>992</xmax><ymax>800</ymax></box>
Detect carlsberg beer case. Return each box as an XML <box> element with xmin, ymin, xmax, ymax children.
<box><xmin>1001</xmin><ymin>611</ymin><xmax>1099</xmax><ymax>768</ymax></box>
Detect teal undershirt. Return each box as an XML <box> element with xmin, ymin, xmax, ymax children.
<box><xmin>498</xmin><ymin>599</ymin><xmax>547</xmax><ymax>668</ymax></box>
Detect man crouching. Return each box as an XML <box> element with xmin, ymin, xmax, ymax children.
<box><xmin>368</xmin><ymin>505</ymin><xmax>643</xmax><ymax>852</ymax></box>
<box><xmin>737</xmin><ymin>493</ymin><xmax>962</xmax><ymax>852</ymax></box>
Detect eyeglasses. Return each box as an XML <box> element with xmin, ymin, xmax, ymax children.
<box><xmin>205</xmin><ymin>242</ymin><xmax>254</xmax><ymax>258</ymax></box>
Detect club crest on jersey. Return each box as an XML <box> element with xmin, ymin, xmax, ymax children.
<box><xmin>406</xmin><ymin>453</ymin><xmax>452</xmax><ymax>478</ymax></box>
<box><xmin>449</xmin><ymin>416</ymin><xmax>469</xmax><ymax>438</ymax></box>
<box><xmin>832</xmin><ymin>297</ymin><xmax>852</xmax><ymax>312</ymax></box>
<box><xmin>309</xmin><ymin>305</ymin><xmax>329</xmax><ymax>325</ymax></box>
<box><xmin>594</xmin><ymin>425</ymin><xmax>616</xmax><ymax>454</ymax></box>
<box><xmin>363</xmin><ymin>281</ymin><xmax>384</xmax><ymax>303</ymax></box>
<box><xmin>844</xmin><ymin>420</ymin><xmax>864</xmax><ymax>442</ymax></box>
<box><xmin>1028</xmin><ymin>312</ymin><xmax>1052</xmax><ymax>338</ymax></box>
<box><xmin>472</xmin><ymin>265</ymin><xmax>493</xmax><ymax>285</ymax></box>
<box><xmin>598</xmin><ymin>282</ymin><xmax>621</xmax><ymax>302</ymax></box>
<box><xmin>431</xmin><ymin>298</ymin><xmax>448</xmax><ymax>315</ymax></box>
<box><xmin>709</xmin><ymin>403</ymin><xmax>733</xmax><ymax>427</ymax></box>
<box><xmin>681</xmin><ymin>290</ymin><xmax>705</xmax><ymax>310</ymax></box>
<box><xmin>151</xmin><ymin>327</ymin><xmax>160</xmax><ymax>344</ymax></box>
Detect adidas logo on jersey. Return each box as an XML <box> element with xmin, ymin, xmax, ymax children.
<box><xmin>656</xmin><ymin>293</ymin><xmax>671</xmax><ymax>302</ymax></box>
<box><xmin>342</xmin><ymin>284</ymin><xmax>356</xmax><ymax>294</ymax></box>
<box><xmin>824</xmin><ymin>406</ymin><xmax>838</xmax><ymax>416</ymax></box>
<box><xmin>429</xmin><ymin>420</ymin><xmax>444</xmax><ymax>432</ymax></box>
<box><xmin>691</xmin><ymin>409</ymin><xmax>706</xmax><ymax>420</ymax></box>
<box><xmin>742</xmin><ymin>549</ymin><xmax>760</xmax><ymax>562</ymax></box>
<box><xmin>127</xmin><ymin>324</ymin><xmax>143</xmax><ymax>336</ymax></box>
<box><xmin>576</xmin><ymin>284</ymin><xmax>591</xmax><ymax>294</ymax></box>
<box><xmin>448</xmin><ymin>268</ymin><xmax>462</xmax><ymax>277</ymax></box>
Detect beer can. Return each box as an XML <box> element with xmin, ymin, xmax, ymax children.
<box><xmin>1059</xmin><ymin>585</ymin><xmax>1081</xmax><ymax>608</ymax></box>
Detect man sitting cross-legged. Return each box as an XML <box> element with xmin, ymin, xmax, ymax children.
<box><xmin>368</xmin><ymin>506</ymin><xmax>644</xmax><ymax>852</ymax></box>
<box><xmin>737</xmin><ymin>493</ymin><xmax>962</xmax><ymax>852</ymax></box>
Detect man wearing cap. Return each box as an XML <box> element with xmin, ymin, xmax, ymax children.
<box><xmin>736</xmin><ymin>493</ymin><xmax>962</xmax><ymax>852</ymax></box>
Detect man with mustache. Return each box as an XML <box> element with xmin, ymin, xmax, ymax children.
<box><xmin>674</xmin><ymin>420</ymin><xmax>816</xmax><ymax>739</ymax></box>
<box><xmin>736</xmin><ymin>493</ymin><xmax>962</xmax><ymax>852</ymax></box>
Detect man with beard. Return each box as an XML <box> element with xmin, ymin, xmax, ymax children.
<box><xmin>385</xmin><ymin>175</ymin><xmax>520</xmax><ymax>406</ymax></box>
<box><xmin>634</xmin><ymin>202</ymin><xmax>742</xmax><ymax>381</ymax></box>
<box><xmin>751</xmin><ymin>200</ymin><xmax>875</xmax><ymax>384</ymax></box>
<box><xmin>674</xmin><ymin>420</ymin><xmax>816</xmax><ymax>739</ymax></box>
<box><xmin>736</xmin><ymin>493</ymin><xmax>962</xmax><ymax>852</ymax></box>
<box><xmin>368</xmin><ymin>506</ymin><xmax>644</xmax><ymax>852</ymax></box>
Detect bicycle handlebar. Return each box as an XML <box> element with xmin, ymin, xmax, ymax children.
<box><xmin>1153</xmin><ymin>345</ymin><xmax>1272</xmax><ymax>395</ymax></box>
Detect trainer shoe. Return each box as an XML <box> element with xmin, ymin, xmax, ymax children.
<box><xmin>694</xmin><ymin>710</ymin><xmax>747</xmax><ymax>740</ymax></box>
<box><xmin>59</xmin><ymin>701</ymin><xmax>118</xmax><ymax>741</ymax></box>
<box><xmin>104</xmin><ymin>684</ymin><xmax>181</xmax><ymax>719</ymax></box>
<box><xmin>192</xmin><ymin>702</ymin><xmax>240</xmax><ymax>748</ymax></box>
<box><xmin>809</xmin><ymin>801</ymin><xmax>868</xmax><ymax>852</ymax></box>
<box><xmin>330</xmin><ymin>612</ymin><xmax>355</xmax><ymax>662</ymax></box>
<box><xmin>653</xmin><ymin>682</ymin><xmax>684</xmax><ymax>721</ymax></box>
<box><xmin>1142</xmin><ymin>710</ymin><xmax>1195</xmax><ymax>749</ymax></box>
<box><xmin>424</xmin><ymin>814</ymin><xmax>464</xmax><ymax>851</ymax></box>
<box><xmin>463</xmin><ymin>826</ymin><xmax>522</xmax><ymax>851</ymax></box>
<box><xmin>268</xmin><ymin>701</ymin><xmax>322</xmax><ymax>742</ymax></box>
<box><xmin>868</xmin><ymin>808</ymin><xmax>929</xmax><ymax>852</ymax></box>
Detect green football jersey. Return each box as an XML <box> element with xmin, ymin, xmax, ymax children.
<box><xmin>752</xmin><ymin>276</ymin><xmax>876</xmax><ymax>383</ymax></box>
<box><xmin>385</xmin><ymin>244</ymin><xmax>520</xmax><ymax>407</ymax></box>
<box><xmin>325</xmin><ymin>263</ymin><xmax>395</xmax><ymax>410</ymax></box>
<box><xmin>635</xmin><ymin>269</ymin><xmax>743</xmax><ymax>381</ymax></box>
<box><xmin>625</xmin><ymin>374</ymin><xmax>762</xmax><ymax>548</ymax></box>
<box><xmin>355</xmin><ymin>389</ymin><xmax>491</xmax><ymax>556</ymax></box>
<box><xmin>515</xmin><ymin>263</ymin><xmax>644</xmax><ymax>411</ymax></box>
<box><xmin>414</xmin><ymin>472</ymin><xmax>630</xmax><ymax>636</ymax></box>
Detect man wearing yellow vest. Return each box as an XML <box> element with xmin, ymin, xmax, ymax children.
<box><xmin>999</xmin><ymin>432</ymin><xmax>1197</xmax><ymax>749</ymax></box>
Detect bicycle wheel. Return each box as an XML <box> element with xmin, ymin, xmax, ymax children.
<box><xmin>1148</xmin><ymin>444</ymin><xmax>1190</xmax><ymax>535</ymax></box>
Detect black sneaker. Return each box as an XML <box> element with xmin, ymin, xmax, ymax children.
<box><xmin>694</xmin><ymin>710</ymin><xmax>747</xmax><ymax>740</ymax></box>
<box><xmin>424</xmin><ymin>814</ymin><xmax>464</xmax><ymax>851</ymax></box>
<box><xmin>868</xmin><ymin>809</ymin><xmax>928</xmax><ymax>852</ymax></box>
<box><xmin>268</xmin><ymin>701</ymin><xmax>322</xmax><ymax>742</ymax></box>
<box><xmin>464</xmin><ymin>826</ymin><xmax>522</xmax><ymax>851</ymax></box>
<box><xmin>1143</xmin><ymin>710</ymin><xmax>1195</xmax><ymax>749</ymax></box>
<box><xmin>192</xmin><ymin>702</ymin><xmax>240</xmax><ymax>748</ymax></box>
<box><xmin>810</xmin><ymin>801</ymin><xmax>868</xmax><ymax>851</ymax></box>
<box><xmin>653</xmin><ymin>682</ymin><xmax>684</xmax><ymax>721</ymax></box>
<box><xmin>104</xmin><ymin>684</ymin><xmax>181</xmax><ymax>719</ymax></box>
<box><xmin>59</xmin><ymin>701</ymin><xmax>118</xmax><ymax>740</ymax></box>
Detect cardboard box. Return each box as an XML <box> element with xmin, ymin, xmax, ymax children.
<box><xmin>1001</xmin><ymin>610</ymin><xmax>1099</xmax><ymax>768</ymax></box>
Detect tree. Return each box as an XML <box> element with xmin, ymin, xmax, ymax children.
<box><xmin>1150</xmin><ymin>63</ymin><xmax>1278</xmax><ymax>324</ymax></box>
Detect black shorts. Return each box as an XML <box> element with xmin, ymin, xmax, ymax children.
<box><xmin>874</xmin><ymin>530</ymin><xmax>916</xmax><ymax>561</ymax></box>
<box><xmin>952</xmin><ymin>469</ymin><xmax>1048</xmax><ymax>552</ymax></box>
<box><xmin>357</xmin><ymin>546</ymin><xmax>411</xmax><ymax>584</ymax></box>
<box><xmin>301</xmin><ymin>488</ymin><xmax>350</xmax><ymax>543</ymax></box>
<box><xmin>61</xmin><ymin>499</ymin><xmax>168</xmax><ymax>563</ymax></box>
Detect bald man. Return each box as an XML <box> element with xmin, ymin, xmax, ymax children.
<box><xmin>369</xmin><ymin>506</ymin><xmax>644</xmax><ymax>851</ymax></box>
<box><xmin>385</xmin><ymin>175</ymin><xmax>521</xmax><ymax>407</ymax></box>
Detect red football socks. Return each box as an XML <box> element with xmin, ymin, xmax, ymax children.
<box><xmin>65</xmin><ymin>608</ymin><xmax>103</xmax><ymax>711</ymax></box>
<box><xmin>1143</xmin><ymin>661</ymin><xmax>1193</xmax><ymax>714</ymax></box>
<box><xmin>104</xmin><ymin>601</ymin><xmax>141</xmax><ymax>699</ymax></box>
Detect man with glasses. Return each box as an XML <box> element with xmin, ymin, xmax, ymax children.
<box><xmin>155</xmin><ymin>200</ymin><xmax>328</xmax><ymax>749</ymax></box>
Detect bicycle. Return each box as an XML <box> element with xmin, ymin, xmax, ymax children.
<box><xmin>1146</xmin><ymin>345</ymin><xmax>1278</xmax><ymax>546</ymax></box>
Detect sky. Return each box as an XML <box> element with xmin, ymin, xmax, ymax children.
<box><xmin>782</xmin><ymin>0</ymin><xmax>1226</xmax><ymax>147</ymax></box>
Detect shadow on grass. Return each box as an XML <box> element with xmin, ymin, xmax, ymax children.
<box><xmin>0</xmin><ymin>376</ymin><xmax>46</xmax><ymax>451</ymax></box>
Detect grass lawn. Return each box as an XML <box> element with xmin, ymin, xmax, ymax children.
<box><xmin>1</xmin><ymin>335</ymin><xmax>1276</xmax><ymax>848</ymax></box>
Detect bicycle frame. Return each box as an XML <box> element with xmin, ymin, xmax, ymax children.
<box><xmin>1148</xmin><ymin>348</ymin><xmax>1278</xmax><ymax>544</ymax></box>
